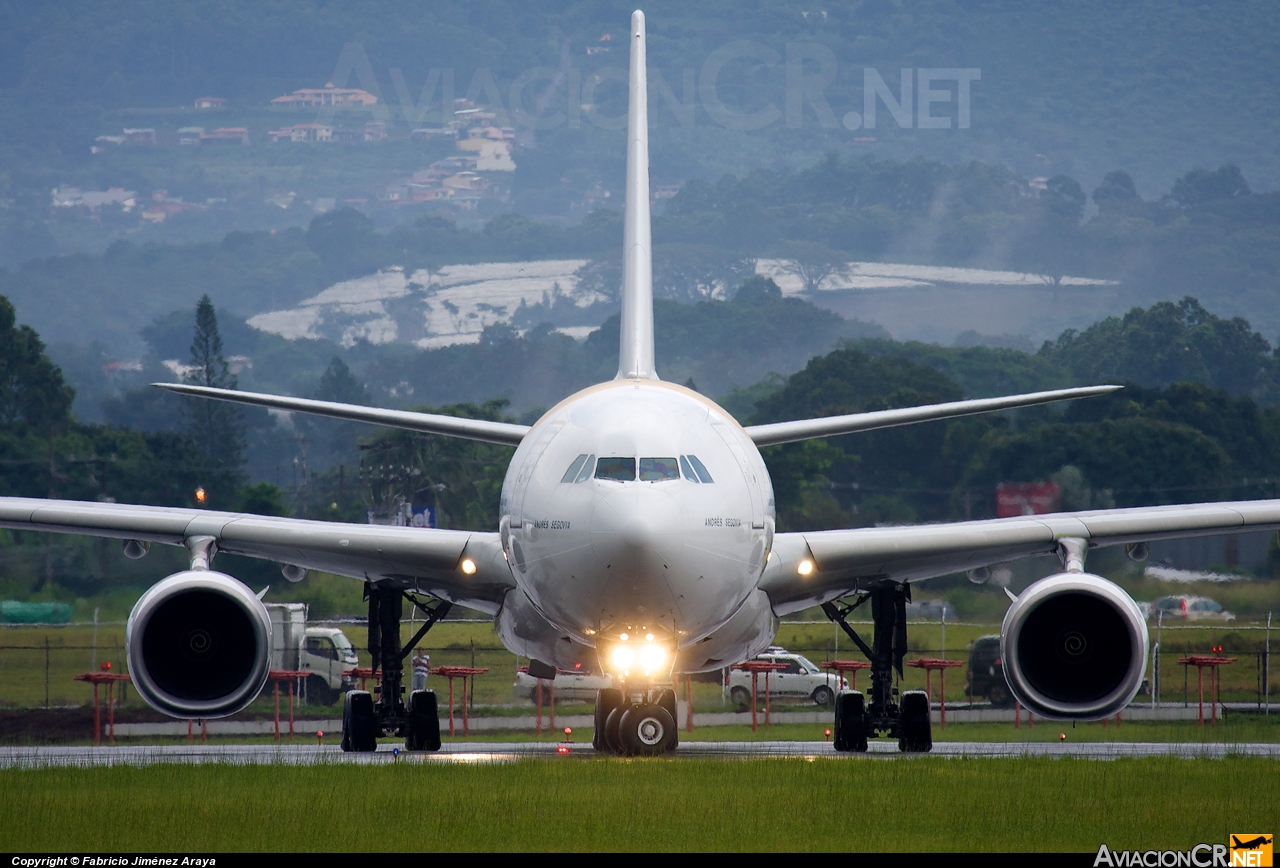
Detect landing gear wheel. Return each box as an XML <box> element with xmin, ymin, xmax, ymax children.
<box><xmin>656</xmin><ymin>688</ymin><xmax>679</xmax><ymax>750</ymax></box>
<box><xmin>619</xmin><ymin>704</ymin><xmax>676</xmax><ymax>756</ymax></box>
<box><xmin>729</xmin><ymin>685</ymin><xmax>751</xmax><ymax>710</ymax></box>
<box><xmin>833</xmin><ymin>691</ymin><xmax>868</xmax><ymax>753</ymax></box>
<box><xmin>594</xmin><ymin>689</ymin><xmax>623</xmax><ymax>752</ymax></box>
<box><xmin>342</xmin><ymin>690</ymin><xmax>378</xmax><ymax>752</ymax></box>
<box><xmin>987</xmin><ymin>679</ymin><xmax>1012</xmax><ymax>708</ymax></box>
<box><xmin>604</xmin><ymin>705</ymin><xmax>627</xmax><ymax>754</ymax></box>
<box><xmin>812</xmin><ymin>685</ymin><xmax>835</xmax><ymax>708</ymax></box>
<box><xmin>307</xmin><ymin>675</ymin><xmax>336</xmax><ymax>706</ymax></box>
<box><xmin>898</xmin><ymin>689</ymin><xmax>932</xmax><ymax>753</ymax></box>
<box><xmin>405</xmin><ymin>689</ymin><xmax>441</xmax><ymax>751</ymax></box>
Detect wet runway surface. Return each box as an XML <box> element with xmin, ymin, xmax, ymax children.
<box><xmin>2</xmin><ymin>740</ymin><xmax>1279</xmax><ymax>767</ymax></box>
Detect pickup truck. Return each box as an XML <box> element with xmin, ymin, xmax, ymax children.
<box><xmin>727</xmin><ymin>647</ymin><xmax>844</xmax><ymax>708</ymax></box>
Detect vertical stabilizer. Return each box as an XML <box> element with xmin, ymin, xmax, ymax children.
<box><xmin>617</xmin><ymin>10</ymin><xmax>658</xmax><ymax>380</ymax></box>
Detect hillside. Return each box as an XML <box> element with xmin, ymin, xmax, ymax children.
<box><xmin>2</xmin><ymin>0</ymin><xmax>1279</xmax><ymax>266</ymax></box>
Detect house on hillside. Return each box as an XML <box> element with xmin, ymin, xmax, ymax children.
<box><xmin>51</xmin><ymin>187</ymin><xmax>137</xmax><ymax>210</ymax></box>
<box><xmin>202</xmin><ymin>127</ymin><xmax>249</xmax><ymax>145</ymax></box>
<box><xmin>177</xmin><ymin>127</ymin><xmax>205</xmax><ymax>146</ymax></box>
<box><xmin>268</xmin><ymin>124</ymin><xmax>332</xmax><ymax>143</ymax></box>
<box><xmin>194</xmin><ymin>97</ymin><xmax>227</xmax><ymax>109</ymax></box>
<box><xmin>122</xmin><ymin>128</ymin><xmax>157</xmax><ymax>146</ymax></box>
<box><xmin>272</xmin><ymin>83</ymin><xmax>378</xmax><ymax>108</ymax></box>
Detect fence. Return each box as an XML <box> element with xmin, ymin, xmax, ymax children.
<box><xmin>0</xmin><ymin>619</ymin><xmax>1272</xmax><ymax>714</ymax></box>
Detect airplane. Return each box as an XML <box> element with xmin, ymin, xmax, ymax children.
<box><xmin>5</xmin><ymin>10</ymin><xmax>1280</xmax><ymax>755</ymax></box>
<box><xmin>1232</xmin><ymin>837</ymin><xmax>1273</xmax><ymax>851</ymax></box>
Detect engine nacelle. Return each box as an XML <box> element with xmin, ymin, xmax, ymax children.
<box><xmin>126</xmin><ymin>570</ymin><xmax>272</xmax><ymax>718</ymax></box>
<box><xmin>1001</xmin><ymin>572</ymin><xmax>1149</xmax><ymax>719</ymax></box>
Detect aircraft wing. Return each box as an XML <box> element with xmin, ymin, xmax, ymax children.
<box><xmin>0</xmin><ymin>497</ymin><xmax>514</xmax><ymax>614</ymax></box>
<box><xmin>760</xmin><ymin>499</ymin><xmax>1280</xmax><ymax>615</ymax></box>
<box><xmin>743</xmin><ymin>385</ymin><xmax>1120</xmax><ymax>447</ymax></box>
<box><xmin>153</xmin><ymin>383</ymin><xmax>530</xmax><ymax>447</ymax></box>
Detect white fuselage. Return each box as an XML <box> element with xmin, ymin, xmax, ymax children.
<box><xmin>496</xmin><ymin>379</ymin><xmax>780</xmax><ymax>675</ymax></box>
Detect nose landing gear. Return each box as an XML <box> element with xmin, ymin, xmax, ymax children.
<box><xmin>823</xmin><ymin>582</ymin><xmax>933</xmax><ymax>753</ymax></box>
<box><xmin>594</xmin><ymin>686</ymin><xmax>679</xmax><ymax>755</ymax></box>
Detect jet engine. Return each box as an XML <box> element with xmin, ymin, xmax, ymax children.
<box><xmin>126</xmin><ymin>570</ymin><xmax>272</xmax><ymax>718</ymax></box>
<box><xmin>1000</xmin><ymin>572</ymin><xmax>1149</xmax><ymax>719</ymax></box>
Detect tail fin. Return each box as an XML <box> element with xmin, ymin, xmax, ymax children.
<box><xmin>617</xmin><ymin>10</ymin><xmax>658</xmax><ymax>380</ymax></box>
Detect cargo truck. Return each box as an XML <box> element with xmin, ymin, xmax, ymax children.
<box><xmin>266</xmin><ymin>603</ymin><xmax>359</xmax><ymax>706</ymax></box>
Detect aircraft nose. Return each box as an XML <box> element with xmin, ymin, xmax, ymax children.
<box><xmin>589</xmin><ymin>483</ymin><xmax>686</xmax><ymax>619</ymax></box>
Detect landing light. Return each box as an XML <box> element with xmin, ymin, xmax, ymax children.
<box><xmin>645</xmin><ymin>633</ymin><xmax>654</xmax><ymax>642</ymax></box>
<box><xmin>619</xmin><ymin>632</ymin><xmax>629</xmax><ymax>641</ymax></box>
<box><xmin>611</xmin><ymin>645</ymin><xmax>635</xmax><ymax>670</ymax></box>
<box><xmin>797</xmin><ymin>559</ymin><xmax>814</xmax><ymax>576</ymax></box>
<box><xmin>637</xmin><ymin>643</ymin><xmax>666</xmax><ymax>672</ymax></box>
<box><xmin>460</xmin><ymin>558</ymin><xmax>477</xmax><ymax>575</ymax></box>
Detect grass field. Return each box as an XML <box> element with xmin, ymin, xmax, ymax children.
<box><xmin>1</xmin><ymin>757</ymin><xmax>1275</xmax><ymax>851</ymax></box>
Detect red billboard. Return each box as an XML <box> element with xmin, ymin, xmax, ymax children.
<box><xmin>996</xmin><ymin>482</ymin><xmax>1061</xmax><ymax>517</ymax></box>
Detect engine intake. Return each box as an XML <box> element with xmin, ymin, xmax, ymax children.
<box><xmin>1001</xmin><ymin>572</ymin><xmax>1148</xmax><ymax>719</ymax></box>
<box><xmin>126</xmin><ymin>570</ymin><xmax>272</xmax><ymax>718</ymax></box>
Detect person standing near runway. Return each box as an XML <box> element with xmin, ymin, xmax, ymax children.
<box><xmin>411</xmin><ymin>650</ymin><xmax>431</xmax><ymax>692</ymax></box>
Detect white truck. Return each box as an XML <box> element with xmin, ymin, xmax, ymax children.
<box><xmin>266</xmin><ymin>603</ymin><xmax>360</xmax><ymax>706</ymax></box>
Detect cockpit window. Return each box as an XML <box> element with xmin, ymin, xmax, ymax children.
<box><xmin>574</xmin><ymin>454</ymin><xmax>596</xmax><ymax>483</ymax></box>
<box><xmin>594</xmin><ymin>457</ymin><xmax>636</xmax><ymax>481</ymax></box>
<box><xmin>639</xmin><ymin>458</ymin><xmax>680</xmax><ymax>481</ymax></box>
<box><xmin>679</xmin><ymin>456</ymin><xmax>699</xmax><ymax>483</ymax></box>
<box><xmin>561</xmin><ymin>454</ymin><xmax>589</xmax><ymax>483</ymax></box>
<box><xmin>686</xmin><ymin>454</ymin><xmax>714</xmax><ymax>484</ymax></box>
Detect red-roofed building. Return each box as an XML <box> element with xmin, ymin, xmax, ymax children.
<box><xmin>272</xmin><ymin>83</ymin><xmax>378</xmax><ymax>108</ymax></box>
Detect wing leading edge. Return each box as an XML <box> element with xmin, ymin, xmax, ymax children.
<box><xmin>761</xmin><ymin>499</ymin><xmax>1280</xmax><ymax>615</ymax></box>
<box><xmin>0</xmin><ymin>497</ymin><xmax>513</xmax><ymax>614</ymax></box>
<box><xmin>744</xmin><ymin>385</ymin><xmax>1121</xmax><ymax>447</ymax></box>
<box><xmin>153</xmin><ymin>383</ymin><xmax>530</xmax><ymax>447</ymax></box>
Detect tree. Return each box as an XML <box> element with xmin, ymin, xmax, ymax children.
<box><xmin>1091</xmin><ymin>170</ymin><xmax>1140</xmax><ymax>216</ymax></box>
<box><xmin>0</xmin><ymin>296</ymin><xmax>73</xmax><ymax>434</ymax></box>
<box><xmin>180</xmin><ymin>295</ymin><xmax>246</xmax><ymax>490</ymax></box>
<box><xmin>1171</xmin><ymin>165</ymin><xmax>1250</xmax><ymax>210</ymax></box>
<box><xmin>777</xmin><ymin>241</ymin><xmax>847</xmax><ymax>294</ymax></box>
<box><xmin>1038</xmin><ymin>297</ymin><xmax>1271</xmax><ymax>395</ymax></box>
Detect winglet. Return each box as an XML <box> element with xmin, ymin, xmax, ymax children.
<box><xmin>616</xmin><ymin>9</ymin><xmax>658</xmax><ymax>381</ymax></box>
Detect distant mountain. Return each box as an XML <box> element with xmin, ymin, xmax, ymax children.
<box><xmin>1</xmin><ymin>0</ymin><xmax>1277</xmax><ymax>204</ymax></box>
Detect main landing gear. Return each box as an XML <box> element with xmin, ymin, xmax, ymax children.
<box><xmin>593</xmin><ymin>686</ymin><xmax>680</xmax><ymax>755</ymax></box>
<box><xmin>822</xmin><ymin>582</ymin><xmax>932</xmax><ymax>753</ymax></box>
<box><xmin>342</xmin><ymin>583</ymin><xmax>452</xmax><ymax>753</ymax></box>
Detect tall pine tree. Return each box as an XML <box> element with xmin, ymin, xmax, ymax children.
<box><xmin>181</xmin><ymin>295</ymin><xmax>246</xmax><ymax>493</ymax></box>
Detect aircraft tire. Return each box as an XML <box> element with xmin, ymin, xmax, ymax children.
<box><xmin>898</xmin><ymin>690</ymin><xmax>932</xmax><ymax>753</ymax></box>
<box><xmin>833</xmin><ymin>690</ymin><xmax>867</xmax><ymax>752</ymax></box>
<box><xmin>619</xmin><ymin>704</ymin><xmax>676</xmax><ymax>756</ymax></box>
<box><xmin>604</xmin><ymin>705</ymin><xmax>627</xmax><ymax>754</ymax></box>
<box><xmin>406</xmin><ymin>689</ymin><xmax>441</xmax><ymax>752</ymax></box>
<box><xmin>656</xmin><ymin>687</ymin><xmax>679</xmax><ymax>749</ymax></box>
<box><xmin>594</xmin><ymin>688</ymin><xmax>623</xmax><ymax>751</ymax></box>
<box><xmin>344</xmin><ymin>689</ymin><xmax>378</xmax><ymax>752</ymax></box>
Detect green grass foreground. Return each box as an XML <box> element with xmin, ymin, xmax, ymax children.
<box><xmin>1</xmin><ymin>757</ymin><xmax>1275</xmax><ymax>851</ymax></box>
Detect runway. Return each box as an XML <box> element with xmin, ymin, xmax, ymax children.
<box><xmin>2</xmin><ymin>740</ymin><xmax>1278</xmax><ymax>768</ymax></box>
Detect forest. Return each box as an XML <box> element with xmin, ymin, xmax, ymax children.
<box><xmin>4</xmin><ymin>274</ymin><xmax>1280</xmax><ymax>610</ymax></box>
